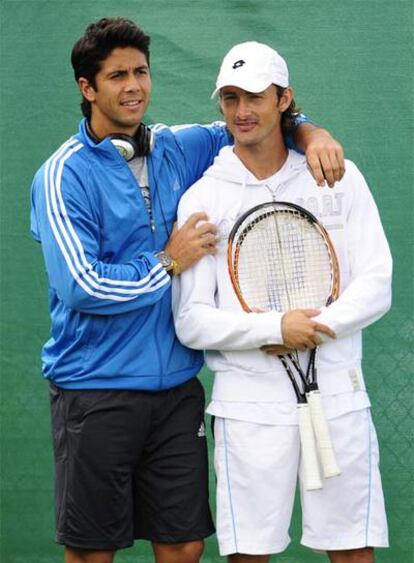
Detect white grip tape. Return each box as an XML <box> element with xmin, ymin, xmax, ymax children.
<box><xmin>307</xmin><ymin>391</ymin><xmax>341</xmax><ymax>478</ymax></box>
<box><xmin>297</xmin><ymin>403</ymin><xmax>323</xmax><ymax>491</ymax></box>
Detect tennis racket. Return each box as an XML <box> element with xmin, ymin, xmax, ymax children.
<box><xmin>227</xmin><ymin>201</ymin><xmax>341</xmax><ymax>490</ymax></box>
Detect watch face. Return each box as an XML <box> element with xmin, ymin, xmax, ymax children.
<box><xmin>157</xmin><ymin>251</ymin><xmax>173</xmax><ymax>269</ymax></box>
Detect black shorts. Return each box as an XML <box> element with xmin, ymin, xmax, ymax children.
<box><xmin>50</xmin><ymin>378</ymin><xmax>214</xmax><ymax>551</ymax></box>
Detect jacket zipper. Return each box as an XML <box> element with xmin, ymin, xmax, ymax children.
<box><xmin>125</xmin><ymin>157</ymin><xmax>164</xmax><ymax>385</ymax></box>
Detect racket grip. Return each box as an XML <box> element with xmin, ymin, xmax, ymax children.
<box><xmin>297</xmin><ymin>404</ymin><xmax>323</xmax><ymax>491</ymax></box>
<box><xmin>307</xmin><ymin>391</ymin><xmax>341</xmax><ymax>478</ymax></box>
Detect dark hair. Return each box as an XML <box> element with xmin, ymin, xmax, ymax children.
<box><xmin>71</xmin><ymin>17</ymin><xmax>151</xmax><ymax>118</ymax></box>
<box><xmin>275</xmin><ymin>85</ymin><xmax>301</xmax><ymax>134</ymax></box>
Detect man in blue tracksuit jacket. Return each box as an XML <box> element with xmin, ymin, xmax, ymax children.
<box><xmin>30</xmin><ymin>17</ymin><xmax>345</xmax><ymax>563</ymax></box>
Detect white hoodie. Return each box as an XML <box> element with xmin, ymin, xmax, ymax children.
<box><xmin>173</xmin><ymin>147</ymin><xmax>392</xmax><ymax>423</ymax></box>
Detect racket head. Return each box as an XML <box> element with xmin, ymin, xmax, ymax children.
<box><xmin>227</xmin><ymin>201</ymin><xmax>340</xmax><ymax>313</ymax></box>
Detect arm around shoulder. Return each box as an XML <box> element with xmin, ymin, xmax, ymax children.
<box><xmin>173</xmin><ymin>122</ymin><xmax>231</xmax><ymax>188</ymax></box>
<box><xmin>293</xmin><ymin>121</ymin><xmax>345</xmax><ymax>188</ymax></box>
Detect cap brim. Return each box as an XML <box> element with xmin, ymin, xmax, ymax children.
<box><xmin>211</xmin><ymin>77</ymin><xmax>273</xmax><ymax>99</ymax></box>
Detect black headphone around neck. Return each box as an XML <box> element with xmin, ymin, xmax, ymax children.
<box><xmin>86</xmin><ymin>122</ymin><xmax>154</xmax><ymax>160</ymax></box>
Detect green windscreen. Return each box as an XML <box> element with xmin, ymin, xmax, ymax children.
<box><xmin>1</xmin><ymin>1</ymin><xmax>412</xmax><ymax>561</ymax></box>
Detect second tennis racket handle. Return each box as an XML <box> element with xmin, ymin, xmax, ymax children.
<box><xmin>307</xmin><ymin>391</ymin><xmax>341</xmax><ymax>478</ymax></box>
<box><xmin>298</xmin><ymin>404</ymin><xmax>323</xmax><ymax>491</ymax></box>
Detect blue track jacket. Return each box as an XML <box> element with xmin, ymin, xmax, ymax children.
<box><xmin>31</xmin><ymin>118</ymin><xmax>305</xmax><ymax>390</ymax></box>
<box><xmin>30</xmin><ymin>119</ymin><xmax>232</xmax><ymax>390</ymax></box>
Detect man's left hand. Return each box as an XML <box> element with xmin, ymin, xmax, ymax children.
<box><xmin>294</xmin><ymin>123</ymin><xmax>345</xmax><ymax>188</ymax></box>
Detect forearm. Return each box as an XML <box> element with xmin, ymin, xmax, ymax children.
<box><xmin>174</xmin><ymin>298</ymin><xmax>283</xmax><ymax>351</ymax></box>
<box><xmin>33</xmin><ymin>168</ymin><xmax>173</xmax><ymax>314</ymax></box>
<box><xmin>45</xmin><ymin>248</ymin><xmax>171</xmax><ymax>315</ymax></box>
<box><xmin>292</xmin><ymin>121</ymin><xmax>320</xmax><ymax>153</ymax></box>
<box><xmin>172</xmin><ymin>252</ymin><xmax>283</xmax><ymax>350</ymax></box>
<box><xmin>315</xmin><ymin>268</ymin><xmax>392</xmax><ymax>339</ymax></box>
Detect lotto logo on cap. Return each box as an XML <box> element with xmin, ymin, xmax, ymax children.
<box><xmin>211</xmin><ymin>41</ymin><xmax>289</xmax><ymax>98</ymax></box>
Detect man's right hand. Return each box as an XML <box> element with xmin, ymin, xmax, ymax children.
<box><xmin>281</xmin><ymin>308</ymin><xmax>336</xmax><ymax>351</ymax></box>
<box><xmin>165</xmin><ymin>212</ymin><xmax>217</xmax><ymax>274</ymax></box>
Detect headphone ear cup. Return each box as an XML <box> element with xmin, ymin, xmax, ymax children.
<box><xmin>135</xmin><ymin>124</ymin><xmax>154</xmax><ymax>156</ymax></box>
<box><xmin>86</xmin><ymin>117</ymin><xmax>154</xmax><ymax>160</ymax></box>
<box><xmin>109</xmin><ymin>134</ymin><xmax>139</xmax><ymax>161</ymax></box>
<box><xmin>110</xmin><ymin>125</ymin><xmax>154</xmax><ymax>160</ymax></box>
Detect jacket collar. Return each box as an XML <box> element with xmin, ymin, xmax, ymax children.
<box><xmin>77</xmin><ymin>118</ymin><xmax>164</xmax><ymax>169</ymax></box>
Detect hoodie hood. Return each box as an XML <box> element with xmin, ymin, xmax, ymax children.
<box><xmin>204</xmin><ymin>145</ymin><xmax>308</xmax><ymax>187</ymax></box>
<box><xmin>203</xmin><ymin>145</ymin><xmax>308</xmax><ymax>217</ymax></box>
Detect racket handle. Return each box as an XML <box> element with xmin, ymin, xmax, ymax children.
<box><xmin>307</xmin><ymin>391</ymin><xmax>341</xmax><ymax>478</ymax></box>
<box><xmin>297</xmin><ymin>404</ymin><xmax>323</xmax><ymax>491</ymax></box>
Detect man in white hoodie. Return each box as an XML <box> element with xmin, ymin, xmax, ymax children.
<box><xmin>173</xmin><ymin>42</ymin><xmax>392</xmax><ymax>563</ymax></box>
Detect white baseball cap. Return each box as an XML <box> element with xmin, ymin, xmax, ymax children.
<box><xmin>211</xmin><ymin>41</ymin><xmax>289</xmax><ymax>98</ymax></box>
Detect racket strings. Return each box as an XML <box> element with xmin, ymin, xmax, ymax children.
<box><xmin>234</xmin><ymin>209</ymin><xmax>333</xmax><ymax>312</ymax></box>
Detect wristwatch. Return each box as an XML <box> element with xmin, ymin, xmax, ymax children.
<box><xmin>155</xmin><ymin>251</ymin><xmax>179</xmax><ymax>276</ymax></box>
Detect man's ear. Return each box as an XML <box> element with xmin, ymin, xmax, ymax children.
<box><xmin>277</xmin><ymin>86</ymin><xmax>294</xmax><ymax>112</ymax></box>
<box><xmin>78</xmin><ymin>77</ymin><xmax>96</xmax><ymax>102</ymax></box>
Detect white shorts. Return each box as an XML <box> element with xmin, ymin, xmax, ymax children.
<box><xmin>213</xmin><ymin>408</ymin><xmax>389</xmax><ymax>556</ymax></box>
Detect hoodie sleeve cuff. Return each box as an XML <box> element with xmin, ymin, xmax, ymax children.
<box><xmin>250</xmin><ymin>310</ymin><xmax>284</xmax><ymax>345</ymax></box>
